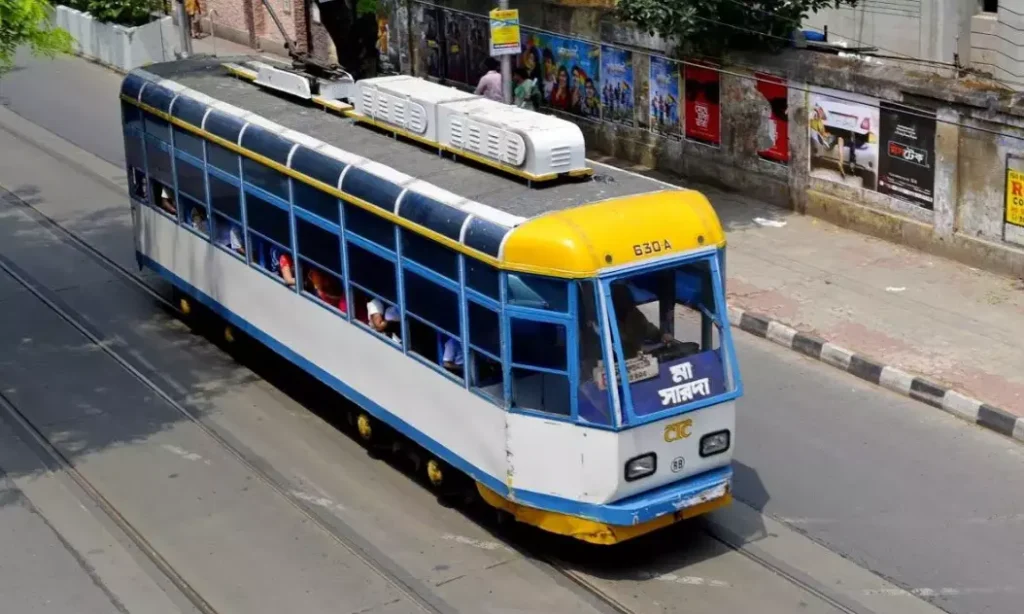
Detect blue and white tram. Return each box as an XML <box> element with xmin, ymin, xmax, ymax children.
<box><xmin>120</xmin><ymin>59</ymin><xmax>743</xmax><ymax>545</ymax></box>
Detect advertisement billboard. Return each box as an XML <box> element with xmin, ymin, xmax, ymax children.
<box><xmin>649</xmin><ymin>56</ymin><xmax>681</xmax><ymax>137</ymax></box>
<box><xmin>520</xmin><ymin>30</ymin><xmax>601</xmax><ymax>119</ymax></box>
<box><xmin>755</xmin><ymin>73</ymin><xmax>788</xmax><ymax>163</ymax></box>
<box><xmin>877</xmin><ymin>102</ymin><xmax>937</xmax><ymax>209</ymax></box>
<box><xmin>600</xmin><ymin>46</ymin><xmax>634</xmax><ymax>126</ymax></box>
<box><xmin>683</xmin><ymin>63</ymin><xmax>721</xmax><ymax>145</ymax></box>
<box><xmin>808</xmin><ymin>86</ymin><xmax>880</xmax><ymax>191</ymax></box>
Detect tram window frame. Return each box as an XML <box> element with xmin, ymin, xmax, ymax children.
<box><xmin>292</xmin><ymin>178</ymin><xmax>341</xmax><ymax>224</ymax></box>
<box><xmin>148</xmin><ymin>177</ymin><xmax>178</xmax><ymax>218</ymax></box>
<box><xmin>173</xmin><ymin>126</ymin><xmax>204</xmax><ymax>160</ymax></box>
<box><xmin>127</xmin><ymin>166</ymin><xmax>147</xmax><ymax>203</ymax></box>
<box><xmin>507</xmin><ymin>315</ymin><xmax>572</xmax><ymax>417</ymax></box>
<box><xmin>343</xmin><ymin>201</ymin><xmax>396</xmax><ymax>250</ymax></box>
<box><xmin>295</xmin><ymin>213</ymin><xmax>347</xmax><ymax>314</ymax></box>
<box><xmin>144</xmin><ymin>136</ymin><xmax>174</xmax><ymax>188</ymax></box>
<box><xmin>506</xmin><ymin>273</ymin><xmax>569</xmax><ymax>312</ymax></box>
<box><xmin>400</xmin><ymin>229</ymin><xmax>458</xmax><ymax>281</ymax></box>
<box><xmin>143</xmin><ymin>112</ymin><xmax>170</xmax><ymax>142</ymax></box>
<box><xmin>467</xmin><ymin>299</ymin><xmax>504</xmax><ymax>405</ymax></box>
<box><xmin>242</xmin><ymin>156</ymin><xmax>290</xmax><ymax>201</ymax></box>
<box><xmin>211</xmin><ymin>212</ymin><xmax>246</xmax><ymax>259</ymax></box>
<box><xmin>181</xmin><ymin>195</ymin><xmax>210</xmax><ymax>237</ymax></box>
<box><xmin>174</xmin><ymin>154</ymin><xmax>206</xmax><ymax>203</ymax></box>
<box><xmin>122</xmin><ymin>103</ymin><xmax>143</xmax><ymax>133</ymax></box>
<box><xmin>465</xmin><ymin>258</ymin><xmax>500</xmax><ymax>300</ymax></box>
<box><xmin>208</xmin><ymin>171</ymin><xmax>243</xmax><ymax>222</ymax></box>
<box><xmin>347</xmin><ymin>240</ymin><xmax>400</xmax><ymax>344</ymax></box>
<box><xmin>402</xmin><ymin>267</ymin><xmax>463</xmax><ymax>380</ymax></box>
<box><xmin>244</xmin><ymin>189</ymin><xmax>294</xmax><ymax>284</ymax></box>
<box><xmin>207</xmin><ymin>142</ymin><xmax>239</xmax><ymax>175</ymax></box>
<box><xmin>575</xmin><ymin>280</ymin><xmax>615</xmax><ymax>427</ymax></box>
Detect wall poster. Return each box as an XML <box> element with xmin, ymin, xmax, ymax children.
<box><xmin>755</xmin><ymin>72</ymin><xmax>788</xmax><ymax>163</ymax></box>
<box><xmin>519</xmin><ymin>30</ymin><xmax>601</xmax><ymax>119</ymax></box>
<box><xmin>649</xmin><ymin>55</ymin><xmax>680</xmax><ymax>137</ymax></box>
<box><xmin>683</xmin><ymin>62</ymin><xmax>721</xmax><ymax>145</ymax></box>
<box><xmin>877</xmin><ymin>101</ymin><xmax>937</xmax><ymax>209</ymax></box>
<box><xmin>808</xmin><ymin>86</ymin><xmax>880</xmax><ymax>191</ymax></box>
<box><xmin>600</xmin><ymin>46</ymin><xmax>634</xmax><ymax>126</ymax></box>
<box><xmin>1005</xmin><ymin>155</ymin><xmax>1024</xmax><ymax>247</ymax></box>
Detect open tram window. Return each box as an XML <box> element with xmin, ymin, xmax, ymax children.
<box><xmin>212</xmin><ymin>213</ymin><xmax>245</xmax><ymax>256</ymax></box>
<box><xmin>606</xmin><ymin>257</ymin><xmax>731</xmax><ymax>420</ymax></box>
<box><xmin>128</xmin><ymin>167</ymin><xmax>147</xmax><ymax>202</ymax></box>
<box><xmin>148</xmin><ymin>178</ymin><xmax>177</xmax><ymax>217</ymax></box>
<box><xmin>403</xmin><ymin>269</ymin><xmax>463</xmax><ymax>380</ymax></box>
<box><xmin>348</xmin><ymin>243</ymin><xmax>400</xmax><ymax>342</ymax></box>
<box><xmin>185</xmin><ymin>200</ymin><xmax>209</xmax><ymax>235</ymax></box>
<box><xmin>468</xmin><ymin>301</ymin><xmax>503</xmax><ymax>404</ymax></box>
<box><xmin>246</xmin><ymin>192</ymin><xmax>294</xmax><ymax>286</ymax></box>
<box><xmin>296</xmin><ymin>216</ymin><xmax>345</xmax><ymax>312</ymax></box>
<box><xmin>509</xmin><ymin>318</ymin><xmax>570</xmax><ymax>416</ymax></box>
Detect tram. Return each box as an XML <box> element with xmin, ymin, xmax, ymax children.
<box><xmin>120</xmin><ymin>57</ymin><xmax>743</xmax><ymax>545</ymax></box>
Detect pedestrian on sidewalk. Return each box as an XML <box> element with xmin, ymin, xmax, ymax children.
<box><xmin>474</xmin><ymin>57</ymin><xmax>503</xmax><ymax>102</ymax></box>
<box><xmin>512</xmin><ymin>67</ymin><xmax>542</xmax><ymax>111</ymax></box>
<box><xmin>184</xmin><ymin>0</ymin><xmax>205</xmax><ymax>39</ymax></box>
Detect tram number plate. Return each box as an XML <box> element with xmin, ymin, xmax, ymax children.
<box><xmin>593</xmin><ymin>354</ymin><xmax>659</xmax><ymax>390</ymax></box>
<box><xmin>632</xmin><ymin>240</ymin><xmax>672</xmax><ymax>257</ymax></box>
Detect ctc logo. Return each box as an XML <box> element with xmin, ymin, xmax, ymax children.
<box><xmin>664</xmin><ymin>418</ymin><xmax>693</xmax><ymax>443</ymax></box>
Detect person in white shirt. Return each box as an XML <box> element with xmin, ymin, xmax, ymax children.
<box><xmin>367</xmin><ymin>297</ymin><xmax>401</xmax><ymax>341</ymax></box>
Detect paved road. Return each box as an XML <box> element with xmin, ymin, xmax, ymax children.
<box><xmin>1</xmin><ymin>52</ymin><xmax>1023</xmax><ymax>614</ymax></box>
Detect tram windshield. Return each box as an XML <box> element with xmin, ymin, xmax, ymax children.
<box><xmin>584</xmin><ymin>255</ymin><xmax>736</xmax><ymax>425</ymax></box>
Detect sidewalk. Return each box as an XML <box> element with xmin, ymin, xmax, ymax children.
<box><xmin>15</xmin><ymin>32</ymin><xmax>1024</xmax><ymax>439</ymax></box>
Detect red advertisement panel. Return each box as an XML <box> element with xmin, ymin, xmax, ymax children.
<box><xmin>755</xmin><ymin>72</ymin><xmax>789</xmax><ymax>163</ymax></box>
<box><xmin>683</xmin><ymin>63</ymin><xmax>721</xmax><ymax>145</ymax></box>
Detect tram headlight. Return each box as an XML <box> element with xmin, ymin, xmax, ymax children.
<box><xmin>624</xmin><ymin>453</ymin><xmax>657</xmax><ymax>481</ymax></box>
<box><xmin>700</xmin><ymin>430</ymin><xmax>731</xmax><ymax>457</ymax></box>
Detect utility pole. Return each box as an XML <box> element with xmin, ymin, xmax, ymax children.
<box><xmin>176</xmin><ymin>0</ymin><xmax>193</xmax><ymax>58</ymax></box>
<box><xmin>499</xmin><ymin>0</ymin><xmax>511</xmax><ymax>103</ymax></box>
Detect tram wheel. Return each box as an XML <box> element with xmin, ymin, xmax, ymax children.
<box><xmin>426</xmin><ymin>458</ymin><xmax>444</xmax><ymax>488</ymax></box>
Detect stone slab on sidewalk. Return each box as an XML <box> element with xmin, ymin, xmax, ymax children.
<box><xmin>592</xmin><ymin>157</ymin><xmax>1024</xmax><ymax>432</ymax></box>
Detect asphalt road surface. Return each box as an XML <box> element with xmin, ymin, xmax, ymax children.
<box><xmin>1</xmin><ymin>51</ymin><xmax>1022</xmax><ymax>614</ymax></box>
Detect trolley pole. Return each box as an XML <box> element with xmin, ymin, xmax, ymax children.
<box><xmin>499</xmin><ymin>0</ymin><xmax>512</xmax><ymax>103</ymax></box>
<box><xmin>176</xmin><ymin>0</ymin><xmax>193</xmax><ymax>58</ymax></box>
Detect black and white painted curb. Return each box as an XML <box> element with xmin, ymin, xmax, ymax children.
<box><xmin>728</xmin><ymin>306</ymin><xmax>1024</xmax><ymax>445</ymax></box>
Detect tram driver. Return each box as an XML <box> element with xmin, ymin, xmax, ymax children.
<box><xmin>610</xmin><ymin>282</ymin><xmax>673</xmax><ymax>359</ymax></box>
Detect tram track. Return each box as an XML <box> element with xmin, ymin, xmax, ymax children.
<box><xmin>0</xmin><ymin>170</ymin><xmax>873</xmax><ymax>614</ymax></box>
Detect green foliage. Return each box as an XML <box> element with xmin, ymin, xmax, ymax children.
<box><xmin>616</xmin><ymin>0</ymin><xmax>857</xmax><ymax>55</ymax></box>
<box><xmin>355</xmin><ymin>0</ymin><xmax>376</xmax><ymax>18</ymax></box>
<box><xmin>64</xmin><ymin>0</ymin><xmax>162</xmax><ymax>27</ymax></box>
<box><xmin>0</xmin><ymin>0</ymin><xmax>74</xmax><ymax>72</ymax></box>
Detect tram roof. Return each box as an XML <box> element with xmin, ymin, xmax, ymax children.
<box><xmin>127</xmin><ymin>57</ymin><xmax>725</xmax><ymax>277</ymax></box>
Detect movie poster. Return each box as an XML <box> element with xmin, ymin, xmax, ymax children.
<box><xmin>649</xmin><ymin>55</ymin><xmax>680</xmax><ymax>137</ymax></box>
<box><xmin>464</xmin><ymin>15</ymin><xmax>491</xmax><ymax>87</ymax></box>
<box><xmin>755</xmin><ymin>72</ymin><xmax>788</xmax><ymax>163</ymax></box>
<box><xmin>600</xmin><ymin>46</ymin><xmax>634</xmax><ymax>126</ymax></box>
<box><xmin>683</xmin><ymin>62</ymin><xmax>721</xmax><ymax>145</ymax></box>
<box><xmin>443</xmin><ymin>11</ymin><xmax>468</xmax><ymax>85</ymax></box>
<box><xmin>808</xmin><ymin>86</ymin><xmax>880</xmax><ymax>191</ymax></box>
<box><xmin>375</xmin><ymin>0</ymin><xmax>401</xmax><ymax>74</ymax></box>
<box><xmin>877</xmin><ymin>101</ymin><xmax>937</xmax><ymax>209</ymax></box>
<box><xmin>520</xmin><ymin>30</ymin><xmax>601</xmax><ymax>119</ymax></box>
<box><xmin>423</xmin><ymin>6</ymin><xmax>443</xmax><ymax>80</ymax></box>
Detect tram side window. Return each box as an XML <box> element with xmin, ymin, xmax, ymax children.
<box><xmin>465</xmin><ymin>259</ymin><xmax>500</xmax><ymax>300</ymax></box>
<box><xmin>576</xmin><ymin>280</ymin><xmax>613</xmax><ymax>426</ymax></box>
<box><xmin>208</xmin><ymin>174</ymin><xmax>244</xmax><ymax>256</ymax></box>
<box><xmin>293</xmin><ymin>180</ymin><xmax>340</xmax><ymax>223</ymax></box>
<box><xmin>296</xmin><ymin>217</ymin><xmax>345</xmax><ymax>313</ymax></box>
<box><xmin>343</xmin><ymin>202</ymin><xmax>395</xmax><ymax>250</ymax></box>
<box><xmin>176</xmin><ymin>156</ymin><xmax>208</xmax><ymax>234</ymax></box>
<box><xmin>246</xmin><ymin>192</ymin><xmax>294</xmax><ymax>286</ymax></box>
<box><xmin>149</xmin><ymin>177</ymin><xmax>177</xmax><ymax>217</ymax></box>
<box><xmin>468</xmin><ymin>301</ymin><xmax>503</xmax><ymax>404</ymax></box>
<box><xmin>173</xmin><ymin>126</ymin><xmax>204</xmax><ymax>160</ymax></box>
<box><xmin>401</xmin><ymin>230</ymin><xmax>458</xmax><ymax>281</ymax></box>
<box><xmin>509</xmin><ymin>318</ymin><xmax>570</xmax><ymax>416</ymax></box>
<box><xmin>143</xmin><ymin>113</ymin><xmax>170</xmax><ymax>142</ymax></box>
<box><xmin>403</xmin><ymin>270</ymin><xmax>463</xmax><ymax>380</ymax></box>
<box><xmin>507</xmin><ymin>273</ymin><xmax>568</xmax><ymax>312</ymax></box>
<box><xmin>242</xmin><ymin>157</ymin><xmax>289</xmax><ymax>200</ymax></box>
<box><xmin>348</xmin><ymin>243</ymin><xmax>399</xmax><ymax>342</ymax></box>
<box><xmin>144</xmin><ymin>138</ymin><xmax>173</xmax><ymax>189</ymax></box>
<box><xmin>207</xmin><ymin>142</ymin><xmax>239</xmax><ymax>175</ymax></box>
<box><xmin>128</xmin><ymin>166</ymin><xmax>147</xmax><ymax>202</ymax></box>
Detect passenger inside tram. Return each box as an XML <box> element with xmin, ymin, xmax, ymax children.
<box><xmin>441</xmin><ymin>336</ymin><xmax>463</xmax><ymax>375</ymax></box>
<box><xmin>189</xmin><ymin>205</ymin><xmax>208</xmax><ymax>234</ymax></box>
<box><xmin>367</xmin><ymin>296</ymin><xmax>401</xmax><ymax>342</ymax></box>
<box><xmin>153</xmin><ymin>180</ymin><xmax>177</xmax><ymax>216</ymax></box>
<box><xmin>252</xmin><ymin>238</ymin><xmax>295</xmax><ymax>287</ymax></box>
<box><xmin>214</xmin><ymin>218</ymin><xmax>245</xmax><ymax>256</ymax></box>
<box><xmin>305</xmin><ymin>266</ymin><xmax>347</xmax><ymax>313</ymax></box>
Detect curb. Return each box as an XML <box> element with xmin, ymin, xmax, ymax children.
<box><xmin>727</xmin><ymin>305</ymin><xmax>1024</xmax><ymax>445</ymax></box>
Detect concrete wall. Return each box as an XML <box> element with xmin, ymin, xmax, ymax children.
<box><xmin>970</xmin><ymin>1</ymin><xmax>1024</xmax><ymax>88</ymax></box>
<box><xmin>405</xmin><ymin>0</ymin><xmax>1024</xmax><ymax>277</ymax></box>
<box><xmin>55</xmin><ymin>7</ymin><xmax>177</xmax><ymax>72</ymax></box>
<box><xmin>805</xmin><ymin>0</ymin><xmax>975</xmax><ymax>68</ymax></box>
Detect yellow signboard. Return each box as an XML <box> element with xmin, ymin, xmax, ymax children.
<box><xmin>489</xmin><ymin>8</ymin><xmax>521</xmax><ymax>56</ymax></box>
<box><xmin>1007</xmin><ymin>167</ymin><xmax>1024</xmax><ymax>228</ymax></box>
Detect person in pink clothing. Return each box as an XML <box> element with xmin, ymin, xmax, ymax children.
<box><xmin>474</xmin><ymin>57</ymin><xmax>503</xmax><ymax>102</ymax></box>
